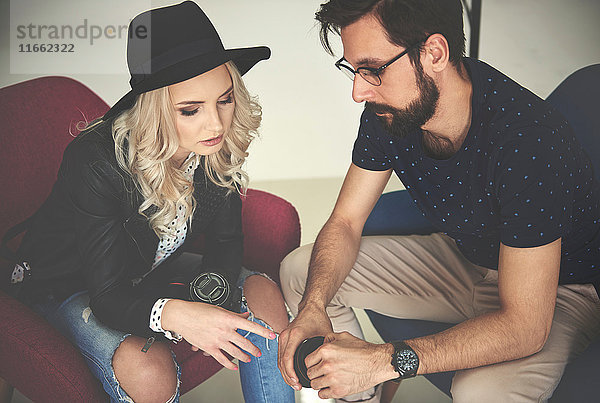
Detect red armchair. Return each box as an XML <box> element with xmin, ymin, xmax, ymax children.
<box><xmin>0</xmin><ymin>76</ymin><xmax>301</xmax><ymax>401</ymax></box>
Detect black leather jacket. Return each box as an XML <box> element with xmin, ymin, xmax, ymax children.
<box><xmin>17</xmin><ymin>119</ymin><xmax>243</xmax><ymax>338</ymax></box>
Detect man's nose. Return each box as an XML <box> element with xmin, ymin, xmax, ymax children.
<box><xmin>351</xmin><ymin>75</ymin><xmax>375</xmax><ymax>103</ymax></box>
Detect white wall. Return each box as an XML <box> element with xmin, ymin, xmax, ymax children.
<box><xmin>478</xmin><ymin>0</ymin><xmax>600</xmax><ymax>99</ymax></box>
<box><xmin>1</xmin><ymin>0</ymin><xmax>599</xmax><ymax>181</ymax></box>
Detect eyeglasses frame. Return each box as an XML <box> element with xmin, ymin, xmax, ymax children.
<box><xmin>334</xmin><ymin>41</ymin><xmax>423</xmax><ymax>86</ymax></box>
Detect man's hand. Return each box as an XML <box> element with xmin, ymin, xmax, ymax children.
<box><xmin>277</xmin><ymin>165</ymin><xmax>392</xmax><ymax>390</ymax></box>
<box><xmin>277</xmin><ymin>304</ymin><xmax>333</xmax><ymax>390</ymax></box>
<box><xmin>305</xmin><ymin>331</ymin><xmax>398</xmax><ymax>399</ymax></box>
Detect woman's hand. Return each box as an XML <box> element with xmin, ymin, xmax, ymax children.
<box><xmin>161</xmin><ymin>299</ymin><xmax>276</xmax><ymax>370</ymax></box>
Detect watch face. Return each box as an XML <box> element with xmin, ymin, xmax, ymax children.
<box><xmin>394</xmin><ymin>348</ymin><xmax>419</xmax><ymax>377</ymax></box>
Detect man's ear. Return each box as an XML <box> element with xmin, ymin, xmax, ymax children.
<box><xmin>424</xmin><ymin>33</ymin><xmax>450</xmax><ymax>73</ymax></box>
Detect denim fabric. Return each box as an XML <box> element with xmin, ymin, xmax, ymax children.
<box><xmin>33</xmin><ymin>267</ymin><xmax>293</xmax><ymax>403</ymax></box>
<box><xmin>33</xmin><ymin>291</ymin><xmax>181</xmax><ymax>403</ymax></box>
<box><xmin>237</xmin><ymin>268</ymin><xmax>295</xmax><ymax>403</ymax></box>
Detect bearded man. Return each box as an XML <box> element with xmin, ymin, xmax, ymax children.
<box><xmin>277</xmin><ymin>1</ymin><xmax>600</xmax><ymax>402</ymax></box>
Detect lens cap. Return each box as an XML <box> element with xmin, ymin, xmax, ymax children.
<box><xmin>293</xmin><ymin>336</ymin><xmax>325</xmax><ymax>388</ymax></box>
<box><xmin>189</xmin><ymin>272</ymin><xmax>230</xmax><ymax>306</ymax></box>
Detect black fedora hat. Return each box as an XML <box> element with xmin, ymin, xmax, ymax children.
<box><xmin>103</xmin><ymin>1</ymin><xmax>270</xmax><ymax>120</ymax></box>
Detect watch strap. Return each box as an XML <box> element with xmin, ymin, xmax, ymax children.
<box><xmin>390</xmin><ymin>340</ymin><xmax>419</xmax><ymax>381</ymax></box>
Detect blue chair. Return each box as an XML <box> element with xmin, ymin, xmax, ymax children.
<box><xmin>363</xmin><ymin>64</ymin><xmax>600</xmax><ymax>401</ymax></box>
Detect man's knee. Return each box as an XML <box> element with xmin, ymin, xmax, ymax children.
<box><xmin>280</xmin><ymin>244</ymin><xmax>313</xmax><ymax>315</ymax></box>
<box><xmin>451</xmin><ymin>368</ymin><xmax>509</xmax><ymax>403</ymax></box>
<box><xmin>451</xmin><ymin>365</ymin><xmax>551</xmax><ymax>403</ymax></box>
<box><xmin>280</xmin><ymin>244</ymin><xmax>312</xmax><ymax>290</ymax></box>
<box><xmin>113</xmin><ymin>336</ymin><xmax>178</xmax><ymax>402</ymax></box>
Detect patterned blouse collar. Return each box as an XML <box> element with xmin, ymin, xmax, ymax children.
<box><xmin>181</xmin><ymin>152</ymin><xmax>200</xmax><ymax>179</ymax></box>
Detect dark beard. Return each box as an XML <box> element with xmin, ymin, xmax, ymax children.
<box><xmin>365</xmin><ymin>66</ymin><xmax>439</xmax><ymax>139</ymax></box>
<box><xmin>421</xmin><ymin>130</ymin><xmax>456</xmax><ymax>159</ymax></box>
<box><xmin>366</xmin><ymin>66</ymin><xmax>457</xmax><ymax>159</ymax></box>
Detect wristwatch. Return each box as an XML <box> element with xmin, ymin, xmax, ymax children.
<box><xmin>390</xmin><ymin>341</ymin><xmax>419</xmax><ymax>381</ymax></box>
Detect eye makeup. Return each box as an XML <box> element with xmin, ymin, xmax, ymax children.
<box><xmin>177</xmin><ymin>88</ymin><xmax>234</xmax><ymax>117</ymax></box>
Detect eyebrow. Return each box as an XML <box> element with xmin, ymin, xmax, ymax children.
<box><xmin>354</xmin><ymin>57</ymin><xmax>385</xmax><ymax>67</ymax></box>
<box><xmin>175</xmin><ymin>85</ymin><xmax>233</xmax><ymax>106</ymax></box>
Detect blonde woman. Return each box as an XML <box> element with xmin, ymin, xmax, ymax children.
<box><xmin>11</xmin><ymin>2</ymin><xmax>294</xmax><ymax>402</ymax></box>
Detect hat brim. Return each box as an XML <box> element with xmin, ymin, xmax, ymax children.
<box><xmin>103</xmin><ymin>45</ymin><xmax>270</xmax><ymax>121</ymax></box>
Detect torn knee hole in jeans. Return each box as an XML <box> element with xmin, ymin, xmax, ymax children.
<box><xmin>242</xmin><ymin>272</ymin><xmax>285</xmax><ymax>329</ymax></box>
<box><xmin>240</xmin><ymin>303</ymin><xmax>276</xmax><ymax>351</ymax></box>
<box><xmin>240</xmin><ymin>271</ymin><xmax>290</xmax><ymax>349</ymax></box>
<box><xmin>110</xmin><ymin>334</ymin><xmax>136</xmax><ymax>403</ymax></box>
<box><xmin>108</xmin><ymin>334</ymin><xmax>180</xmax><ymax>403</ymax></box>
<box><xmin>111</xmin><ymin>375</ymin><xmax>135</xmax><ymax>403</ymax></box>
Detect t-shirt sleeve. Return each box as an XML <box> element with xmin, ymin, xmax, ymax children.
<box><xmin>352</xmin><ymin>110</ymin><xmax>392</xmax><ymax>171</ymax></box>
<box><xmin>494</xmin><ymin>126</ymin><xmax>574</xmax><ymax>248</ymax></box>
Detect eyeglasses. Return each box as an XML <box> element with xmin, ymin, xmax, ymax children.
<box><xmin>334</xmin><ymin>42</ymin><xmax>421</xmax><ymax>86</ymax></box>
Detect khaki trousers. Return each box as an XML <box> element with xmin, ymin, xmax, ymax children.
<box><xmin>280</xmin><ymin>233</ymin><xmax>600</xmax><ymax>403</ymax></box>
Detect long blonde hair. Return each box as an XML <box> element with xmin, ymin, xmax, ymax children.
<box><xmin>109</xmin><ymin>62</ymin><xmax>261</xmax><ymax>236</ymax></box>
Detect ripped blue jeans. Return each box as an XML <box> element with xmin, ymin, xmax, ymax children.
<box><xmin>236</xmin><ymin>269</ymin><xmax>295</xmax><ymax>403</ymax></box>
<box><xmin>33</xmin><ymin>267</ymin><xmax>294</xmax><ymax>403</ymax></box>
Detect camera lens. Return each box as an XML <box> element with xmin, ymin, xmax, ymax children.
<box><xmin>293</xmin><ymin>336</ymin><xmax>325</xmax><ymax>388</ymax></box>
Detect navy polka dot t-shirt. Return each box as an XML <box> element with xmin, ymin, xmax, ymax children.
<box><xmin>353</xmin><ymin>58</ymin><xmax>600</xmax><ymax>290</ymax></box>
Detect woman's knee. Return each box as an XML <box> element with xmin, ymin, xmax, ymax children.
<box><xmin>112</xmin><ymin>336</ymin><xmax>178</xmax><ymax>403</ymax></box>
<box><xmin>243</xmin><ymin>275</ymin><xmax>288</xmax><ymax>333</ymax></box>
